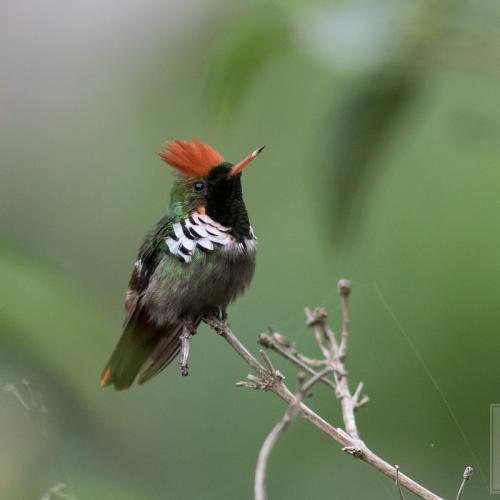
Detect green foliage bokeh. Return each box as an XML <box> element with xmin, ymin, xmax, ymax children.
<box><xmin>1</xmin><ymin>1</ymin><xmax>499</xmax><ymax>498</ymax></box>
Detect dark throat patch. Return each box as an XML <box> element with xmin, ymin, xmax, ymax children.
<box><xmin>206</xmin><ymin>164</ymin><xmax>251</xmax><ymax>241</ymax></box>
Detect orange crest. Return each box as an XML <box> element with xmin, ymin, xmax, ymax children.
<box><xmin>159</xmin><ymin>139</ymin><xmax>224</xmax><ymax>177</ymax></box>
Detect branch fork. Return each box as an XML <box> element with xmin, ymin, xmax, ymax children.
<box><xmin>236</xmin><ymin>350</ymin><xmax>284</xmax><ymax>391</ymax></box>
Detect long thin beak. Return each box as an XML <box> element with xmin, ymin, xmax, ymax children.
<box><xmin>229</xmin><ymin>146</ymin><xmax>265</xmax><ymax>177</ymax></box>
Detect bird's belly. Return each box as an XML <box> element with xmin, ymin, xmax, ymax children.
<box><xmin>143</xmin><ymin>244</ymin><xmax>256</xmax><ymax>325</ymax></box>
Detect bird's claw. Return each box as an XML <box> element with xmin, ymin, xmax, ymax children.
<box><xmin>203</xmin><ymin>314</ymin><xmax>229</xmax><ymax>335</ymax></box>
<box><xmin>179</xmin><ymin>319</ymin><xmax>196</xmax><ymax>377</ymax></box>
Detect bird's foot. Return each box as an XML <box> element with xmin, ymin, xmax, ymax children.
<box><xmin>179</xmin><ymin>319</ymin><xmax>197</xmax><ymax>377</ymax></box>
<box><xmin>205</xmin><ymin>307</ymin><xmax>227</xmax><ymax>321</ymax></box>
<box><xmin>203</xmin><ymin>316</ymin><xmax>228</xmax><ymax>336</ymax></box>
<box><xmin>203</xmin><ymin>310</ymin><xmax>229</xmax><ymax>335</ymax></box>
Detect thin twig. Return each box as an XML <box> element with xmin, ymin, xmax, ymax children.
<box><xmin>203</xmin><ymin>315</ymin><xmax>444</xmax><ymax>500</ymax></box>
<box><xmin>303</xmin><ymin>282</ymin><xmax>361</xmax><ymax>440</ymax></box>
<box><xmin>353</xmin><ymin>382</ymin><xmax>363</xmax><ymax>402</ymax></box>
<box><xmin>455</xmin><ymin>466</ymin><xmax>474</xmax><ymax>500</ymax></box>
<box><xmin>255</xmin><ymin>367</ymin><xmax>333</xmax><ymax>500</ymax></box>
<box><xmin>338</xmin><ymin>279</ymin><xmax>351</xmax><ymax>360</ymax></box>
<box><xmin>296</xmin><ymin>353</ymin><xmax>328</xmax><ymax>368</ymax></box>
<box><xmin>327</xmin><ymin>279</ymin><xmax>360</xmax><ymax>440</ymax></box>
<box><xmin>259</xmin><ymin>350</ymin><xmax>277</xmax><ymax>374</ymax></box>
<box><xmin>305</xmin><ymin>307</ymin><xmax>334</xmax><ymax>359</ymax></box>
<box><xmin>258</xmin><ymin>332</ymin><xmax>337</xmax><ymax>391</ymax></box>
<box><xmin>395</xmin><ymin>465</ymin><xmax>406</xmax><ymax>500</ymax></box>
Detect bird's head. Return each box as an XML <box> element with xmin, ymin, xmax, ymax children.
<box><xmin>159</xmin><ymin>139</ymin><xmax>264</xmax><ymax>221</ymax></box>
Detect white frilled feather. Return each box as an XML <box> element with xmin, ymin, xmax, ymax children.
<box><xmin>165</xmin><ymin>213</ymin><xmax>256</xmax><ymax>263</ymax></box>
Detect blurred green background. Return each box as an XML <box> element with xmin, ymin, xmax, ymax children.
<box><xmin>1</xmin><ymin>0</ymin><xmax>499</xmax><ymax>498</ymax></box>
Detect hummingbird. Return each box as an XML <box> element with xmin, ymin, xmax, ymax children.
<box><xmin>100</xmin><ymin>139</ymin><xmax>264</xmax><ymax>390</ymax></box>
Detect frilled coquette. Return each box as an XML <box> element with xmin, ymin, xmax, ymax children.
<box><xmin>101</xmin><ymin>139</ymin><xmax>264</xmax><ymax>389</ymax></box>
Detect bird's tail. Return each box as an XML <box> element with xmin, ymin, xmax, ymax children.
<box><xmin>100</xmin><ymin>310</ymin><xmax>184</xmax><ymax>390</ymax></box>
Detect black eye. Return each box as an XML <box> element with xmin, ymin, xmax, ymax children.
<box><xmin>193</xmin><ymin>182</ymin><xmax>205</xmax><ymax>192</ymax></box>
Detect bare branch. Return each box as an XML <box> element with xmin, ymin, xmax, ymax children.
<box><xmin>455</xmin><ymin>466</ymin><xmax>474</xmax><ymax>500</ymax></box>
<box><xmin>259</xmin><ymin>349</ymin><xmax>277</xmax><ymax>375</ymax></box>
<box><xmin>305</xmin><ymin>306</ymin><xmax>337</xmax><ymax>359</ymax></box>
<box><xmin>337</xmin><ymin>278</ymin><xmax>351</xmax><ymax>359</ymax></box>
<box><xmin>204</xmin><ymin>316</ymin><xmax>266</xmax><ymax>375</ymax></box>
<box><xmin>296</xmin><ymin>353</ymin><xmax>328</xmax><ymax>368</ymax></box>
<box><xmin>302</xmin><ymin>280</ymin><xmax>362</xmax><ymax>440</ymax></box>
<box><xmin>255</xmin><ymin>367</ymin><xmax>333</xmax><ymax>500</ymax></box>
<box><xmin>329</xmin><ymin>279</ymin><xmax>361</xmax><ymax>440</ymax></box>
<box><xmin>203</xmin><ymin>314</ymin><xmax>444</xmax><ymax>500</ymax></box>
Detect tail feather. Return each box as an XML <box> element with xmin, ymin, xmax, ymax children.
<box><xmin>138</xmin><ymin>329</ymin><xmax>181</xmax><ymax>384</ymax></box>
<box><xmin>100</xmin><ymin>310</ymin><xmax>182</xmax><ymax>390</ymax></box>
